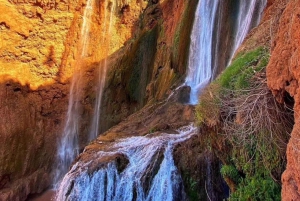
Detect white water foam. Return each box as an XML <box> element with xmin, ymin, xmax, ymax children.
<box><xmin>56</xmin><ymin>125</ymin><xmax>197</xmax><ymax>201</ymax></box>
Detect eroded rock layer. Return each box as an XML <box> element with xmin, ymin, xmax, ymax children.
<box><xmin>0</xmin><ymin>0</ymin><xmax>77</xmax><ymax>199</ymax></box>
<box><xmin>2</xmin><ymin>0</ymin><xmax>300</xmax><ymax>199</ymax></box>
<box><xmin>266</xmin><ymin>0</ymin><xmax>300</xmax><ymax>200</ymax></box>
<box><xmin>0</xmin><ymin>0</ymin><xmax>197</xmax><ymax>199</ymax></box>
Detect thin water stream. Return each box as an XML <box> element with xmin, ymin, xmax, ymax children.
<box><xmin>231</xmin><ymin>0</ymin><xmax>267</xmax><ymax>58</ymax></box>
<box><xmin>89</xmin><ymin>1</ymin><xmax>115</xmax><ymax>141</ymax></box>
<box><xmin>52</xmin><ymin>0</ymin><xmax>94</xmax><ymax>186</ymax></box>
<box><xmin>53</xmin><ymin>0</ymin><xmax>115</xmax><ymax>188</ymax></box>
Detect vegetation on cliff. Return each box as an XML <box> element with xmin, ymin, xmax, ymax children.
<box><xmin>196</xmin><ymin>47</ymin><xmax>294</xmax><ymax>200</ymax></box>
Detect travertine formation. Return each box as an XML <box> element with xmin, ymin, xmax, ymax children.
<box><xmin>266</xmin><ymin>0</ymin><xmax>300</xmax><ymax>200</ymax></box>
<box><xmin>2</xmin><ymin>0</ymin><xmax>300</xmax><ymax>200</ymax></box>
<box><xmin>0</xmin><ymin>0</ymin><xmax>148</xmax><ymax>199</ymax></box>
<box><xmin>0</xmin><ymin>0</ymin><xmax>196</xmax><ymax>200</ymax></box>
<box><xmin>0</xmin><ymin>0</ymin><xmax>77</xmax><ymax>199</ymax></box>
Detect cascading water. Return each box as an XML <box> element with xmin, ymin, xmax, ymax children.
<box><xmin>230</xmin><ymin>0</ymin><xmax>267</xmax><ymax>62</ymax></box>
<box><xmin>54</xmin><ymin>1</ymin><xmax>268</xmax><ymax>200</ymax></box>
<box><xmin>88</xmin><ymin>1</ymin><xmax>115</xmax><ymax>141</ymax></box>
<box><xmin>54</xmin><ymin>0</ymin><xmax>116</xmax><ymax>186</ymax></box>
<box><xmin>52</xmin><ymin>0</ymin><xmax>95</xmax><ymax>187</ymax></box>
<box><xmin>185</xmin><ymin>0</ymin><xmax>266</xmax><ymax>104</ymax></box>
<box><xmin>56</xmin><ymin>125</ymin><xmax>197</xmax><ymax>201</ymax></box>
<box><xmin>185</xmin><ymin>0</ymin><xmax>219</xmax><ymax>105</ymax></box>
<box><xmin>81</xmin><ymin>0</ymin><xmax>94</xmax><ymax>57</ymax></box>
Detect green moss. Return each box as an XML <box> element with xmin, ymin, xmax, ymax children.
<box><xmin>230</xmin><ymin>177</ymin><xmax>281</xmax><ymax>201</ymax></box>
<box><xmin>181</xmin><ymin>172</ymin><xmax>200</xmax><ymax>201</ymax></box>
<box><xmin>172</xmin><ymin>0</ymin><xmax>198</xmax><ymax>74</ymax></box>
<box><xmin>196</xmin><ymin>47</ymin><xmax>269</xmax><ymax>126</ymax></box>
<box><xmin>148</xmin><ymin>127</ymin><xmax>156</xmax><ymax>134</ymax></box>
<box><xmin>228</xmin><ymin>133</ymin><xmax>283</xmax><ymax>200</ymax></box>
<box><xmin>196</xmin><ymin>46</ymin><xmax>291</xmax><ymax>201</ymax></box>
<box><xmin>216</xmin><ymin>47</ymin><xmax>269</xmax><ymax>91</ymax></box>
<box><xmin>186</xmin><ymin>177</ymin><xmax>199</xmax><ymax>201</ymax></box>
<box><xmin>220</xmin><ymin>165</ymin><xmax>241</xmax><ymax>184</ymax></box>
<box><xmin>127</xmin><ymin>27</ymin><xmax>158</xmax><ymax>103</ymax></box>
<box><xmin>113</xmin><ymin>25</ymin><xmax>158</xmax><ymax>106</ymax></box>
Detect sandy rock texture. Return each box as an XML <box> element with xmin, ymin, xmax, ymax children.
<box><xmin>0</xmin><ymin>0</ymin><xmax>148</xmax><ymax>199</ymax></box>
<box><xmin>266</xmin><ymin>0</ymin><xmax>300</xmax><ymax>200</ymax></box>
<box><xmin>0</xmin><ymin>0</ymin><xmax>77</xmax><ymax>199</ymax></box>
<box><xmin>0</xmin><ymin>0</ymin><xmax>197</xmax><ymax>199</ymax></box>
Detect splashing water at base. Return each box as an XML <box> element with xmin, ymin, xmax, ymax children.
<box><xmin>56</xmin><ymin>125</ymin><xmax>197</xmax><ymax>201</ymax></box>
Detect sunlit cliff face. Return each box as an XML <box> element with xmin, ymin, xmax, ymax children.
<box><xmin>0</xmin><ymin>0</ymin><xmax>147</xmax><ymax>89</ymax></box>
<box><xmin>0</xmin><ymin>1</ymin><xmax>149</xmax><ymax>199</ymax></box>
<box><xmin>0</xmin><ymin>0</ymin><xmax>74</xmax><ymax>89</ymax></box>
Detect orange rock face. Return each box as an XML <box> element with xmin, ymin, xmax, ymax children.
<box><xmin>0</xmin><ymin>0</ymin><xmax>148</xmax><ymax>199</ymax></box>
<box><xmin>0</xmin><ymin>0</ymin><xmax>197</xmax><ymax>199</ymax></box>
<box><xmin>0</xmin><ymin>0</ymin><xmax>78</xmax><ymax>199</ymax></box>
<box><xmin>0</xmin><ymin>0</ymin><xmax>78</xmax><ymax>89</ymax></box>
<box><xmin>266</xmin><ymin>0</ymin><xmax>300</xmax><ymax>200</ymax></box>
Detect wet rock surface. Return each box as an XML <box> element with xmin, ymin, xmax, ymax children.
<box><xmin>57</xmin><ymin>99</ymin><xmax>196</xmax><ymax>200</ymax></box>
<box><xmin>0</xmin><ymin>0</ymin><xmax>196</xmax><ymax>199</ymax></box>
<box><xmin>3</xmin><ymin>0</ymin><xmax>300</xmax><ymax>200</ymax></box>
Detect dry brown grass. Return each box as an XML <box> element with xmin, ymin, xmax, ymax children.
<box><xmin>220</xmin><ymin>72</ymin><xmax>293</xmax><ymax>151</ymax></box>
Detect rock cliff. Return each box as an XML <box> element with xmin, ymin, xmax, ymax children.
<box><xmin>0</xmin><ymin>0</ymin><xmax>197</xmax><ymax>200</ymax></box>
<box><xmin>266</xmin><ymin>0</ymin><xmax>300</xmax><ymax>200</ymax></box>
<box><xmin>2</xmin><ymin>0</ymin><xmax>300</xmax><ymax>200</ymax></box>
<box><xmin>192</xmin><ymin>0</ymin><xmax>300</xmax><ymax>199</ymax></box>
<box><xmin>0</xmin><ymin>0</ymin><xmax>77</xmax><ymax>199</ymax></box>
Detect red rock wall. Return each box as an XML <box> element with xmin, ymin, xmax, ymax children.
<box><xmin>99</xmin><ymin>0</ymin><xmax>198</xmax><ymax>132</ymax></box>
<box><xmin>266</xmin><ymin>0</ymin><xmax>300</xmax><ymax>200</ymax></box>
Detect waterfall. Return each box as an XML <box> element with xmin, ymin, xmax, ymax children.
<box><xmin>185</xmin><ymin>0</ymin><xmax>266</xmax><ymax>104</ymax></box>
<box><xmin>81</xmin><ymin>0</ymin><xmax>94</xmax><ymax>57</ymax></box>
<box><xmin>230</xmin><ymin>0</ymin><xmax>267</xmax><ymax>62</ymax></box>
<box><xmin>88</xmin><ymin>1</ymin><xmax>115</xmax><ymax>141</ymax></box>
<box><xmin>53</xmin><ymin>0</ymin><xmax>268</xmax><ymax>199</ymax></box>
<box><xmin>185</xmin><ymin>0</ymin><xmax>219</xmax><ymax>105</ymax></box>
<box><xmin>52</xmin><ymin>0</ymin><xmax>95</xmax><ymax>187</ymax></box>
<box><xmin>56</xmin><ymin>125</ymin><xmax>197</xmax><ymax>201</ymax></box>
